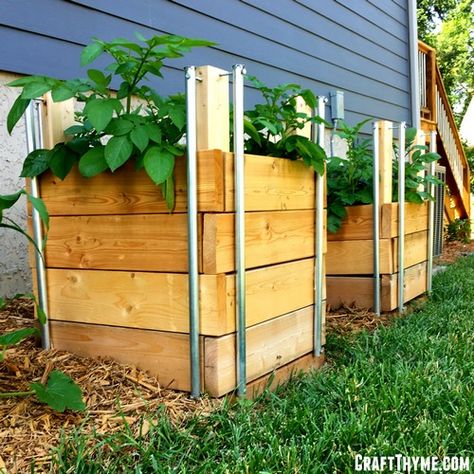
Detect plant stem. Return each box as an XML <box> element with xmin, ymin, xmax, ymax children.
<box><xmin>0</xmin><ymin>390</ymin><xmax>34</xmax><ymax>399</ymax></box>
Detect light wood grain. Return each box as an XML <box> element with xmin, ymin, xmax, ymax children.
<box><xmin>327</xmin><ymin>230</ymin><xmax>428</xmax><ymax>275</ymax></box>
<box><xmin>203</xmin><ymin>210</ymin><xmax>324</xmax><ymax>274</ymax></box>
<box><xmin>223</xmin><ymin>153</ymin><xmax>315</xmax><ymax>211</ymax></box>
<box><xmin>37</xmin><ymin>150</ymin><xmax>225</xmax><ymax>215</ymax></box>
<box><xmin>196</xmin><ymin>66</ymin><xmax>230</xmax><ymax>152</ymax></box>
<box><xmin>243</xmin><ymin>353</ymin><xmax>325</xmax><ymax>400</ymax></box>
<box><xmin>328</xmin><ymin>203</ymin><xmax>430</xmax><ymax>241</ymax></box>
<box><xmin>381</xmin><ymin>202</ymin><xmax>429</xmax><ymax>238</ymax></box>
<box><xmin>327</xmin><ymin>238</ymin><xmax>393</xmax><ymax>275</ymax></box>
<box><xmin>50</xmin><ymin>321</ymin><xmax>199</xmax><ymax>391</ymax></box>
<box><xmin>41</xmin><ymin>94</ymin><xmax>75</xmax><ymax>149</ymax></box>
<box><xmin>392</xmin><ymin>230</ymin><xmax>428</xmax><ymax>272</ymax></box>
<box><xmin>327</xmin><ymin>261</ymin><xmax>427</xmax><ymax>311</ymax></box>
<box><xmin>45</xmin><ymin>213</ymin><xmax>200</xmax><ymax>272</ymax></box>
<box><xmin>204</xmin><ymin>305</ymin><xmax>318</xmax><ymax>397</ymax></box>
<box><xmin>46</xmin><ymin>258</ymin><xmax>324</xmax><ymax>336</ymax></box>
<box><xmin>378</xmin><ymin>120</ymin><xmax>393</xmax><ymax>206</ymax></box>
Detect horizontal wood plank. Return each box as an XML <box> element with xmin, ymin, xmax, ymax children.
<box><xmin>204</xmin><ymin>305</ymin><xmax>321</xmax><ymax>397</ymax></box>
<box><xmin>224</xmin><ymin>153</ymin><xmax>315</xmax><ymax>211</ymax></box>
<box><xmin>327</xmin><ymin>261</ymin><xmax>427</xmax><ymax>311</ymax></box>
<box><xmin>45</xmin><ymin>214</ymin><xmax>199</xmax><ymax>272</ymax></box>
<box><xmin>203</xmin><ymin>210</ymin><xmax>325</xmax><ymax>274</ymax></box>
<box><xmin>327</xmin><ymin>230</ymin><xmax>428</xmax><ymax>275</ymax></box>
<box><xmin>46</xmin><ymin>258</ymin><xmax>324</xmax><ymax>336</ymax></box>
<box><xmin>37</xmin><ymin>150</ymin><xmax>225</xmax><ymax>215</ymax></box>
<box><xmin>328</xmin><ymin>202</ymin><xmax>429</xmax><ymax>241</ymax></box>
<box><xmin>50</xmin><ymin>321</ymin><xmax>198</xmax><ymax>391</ymax></box>
<box><xmin>381</xmin><ymin>202</ymin><xmax>429</xmax><ymax>238</ymax></box>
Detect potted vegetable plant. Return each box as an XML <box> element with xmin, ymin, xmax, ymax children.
<box><xmin>325</xmin><ymin>120</ymin><xmax>440</xmax><ymax>311</ymax></box>
<box><xmin>7</xmin><ymin>36</ymin><xmax>327</xmax><ymax>396</ymax></box>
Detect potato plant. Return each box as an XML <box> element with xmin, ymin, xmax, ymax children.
<box><xmin>7</xmin><ymin>34</ymin><xmax>214</xmax><ymax>210</ymax></box>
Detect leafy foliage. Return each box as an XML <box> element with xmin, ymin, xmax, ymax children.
<box><xmin>418</xmin><ymin>0</ymin><xmax>474</xmax><ymax>121</ymax></box>
<box><xmin>240</xmin><ymin>76</ymin><xmax>327</xmax><ymax>175</ymax></box>
<box><xmin>327</xmin><ymin>121</ymin><xmax>441</xmax><ymax>233</ymax></box>
<box><xmin>7</xmin><ymin>34</ymin><xmax>215</xmax><ymax>210</ymax></box>
<box><xmin>31</xmin><ymin>370</ymin><xmax>86</xmax><ymax>412</ymax></box>
<box><xmin>0</xmin><ymin>327</ymin><xmax>39</xmax><ymax>361</ymax></box>
<box><xmin>446</xmin><ymin>217</ymin><xmax>471</xmax><ymax>243</ymax></box>
<box><xmin>0</xmin><ymin>189</ymin><xmax>49</xmax><ymax>259</ymax></box>
<box><xmin>326</xmin><ymin>119</ymin><xmax>374</xmax><ymax>233</ymax></box>
<box><xmin>392</xmin><ymin>127</ymin><xmax>441</xmax><ymax>203</ymax></box>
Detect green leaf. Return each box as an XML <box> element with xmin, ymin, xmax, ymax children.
<box><xmin>80</xmin><ymin>42</ymin><xmax>104</xmax><ymax>67</ymax></box>
<box><xmin>20</xmin><ymin>149</ymin><xmax>50</xmax><ymax>178</ymax></box>
<box><xmin>27</xmin><ymin>194</ymin><xmax>49</xmax><ymax>230</ymax></box>
<box><xmin>162</xmin><ymin>174</ymin><xmax>175</xmax><ymax>211</ymax></box>
<box><xmin>51</xmin><ymin>83</ymin><xmax>75</xmax><ymax>102</ymax></box>
<box><xmin>7</xmin><ymin>96</ymin><xmax>31</xmax><ymax>134</ymax></box>
<box><xmin>21</xmin><ymin>81</ymin><xmax>54</xmax><ymax>99</ymax></box>
<box><xmin>0</xmin><ymin>327</ymin><xmax>39</xmax><ymax>347</ymax></box>
<box><xmin>0</xmin><ymin>297</ymin><xmax>5</xmax><ymax>310</ymax></box>
<box><xmin>130</xmin><ymin>126</ymin><xmax>149</xmax><ymax>152</ymax></box>
<box><xmin>0</xmin><ymin>190</ymin><xmax>23</xmax><ymax>212</ymax></box>
<box><xmin>64</xmin><ymin>125</ymin><xmax>86</xmax><ymax>136</ymax></box>
<box><xmin>30</xmin><ymin>370</ymin><xmax>86</xmax><ymax>412</ymax></box>
<box><xmin>144</xmin><ymin>147</ymin><xmax>175</xmax><ymax>185</ymax></box>
<box><xmin>105</xmin><ymin>136</ymin><xmax>133</xmax><ymax>172</ymax></box>
<box><xmin>78</xmin><ymin>146</ymin><xmax>108</xmax><ymax>177</ymax></box>
<box><xmin>244</xmin><ymin>119</ymin><xmax>262</xmax><ymax>146</ymax></box>
<box><xmin>105</xmin><ymin>118</ymin><xmax>134</xmax><ymax>136</ymax></box>
<box><xmin>49</xmin><ymin>145</ymin><xmax>77</xmax><ymax>180</ymax></box>
<box><xmin>145</xmin><ymin>123</ymin><xmax>162</xmax><ymax>143</ymax></box>
<box><xmin>37</xmin><ymin>305</ymin><xmax>47</xmax><ymax>325</ymax></box>
<box><xmin>168</xmin><ymin>107</ymin><xmax>185</xmax><ymax>130</ymax></box>
<box><xmin>83</xmin><ymin>99</ymin><xmax>117</xmax><ymax>132</ymax></box>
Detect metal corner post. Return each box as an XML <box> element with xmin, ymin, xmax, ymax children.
<box><xmin>372</xmin><ymin>122</ymin><xmax>381</xmax><ymax>316</ymax></box>
<box><xmin>25</xmin><ymin>100</ymin><xmax>50</xmax><ymax>349</ymax></box>
<box><xmin>398</xmin><ymin>122</ymin><xmax>406</xmax><ymax>314</ymax></box>
<box><xmin>185</xmin><ymin>66</ymin><xmax>201</xmax><ymax>398</ymax></box>
<box><xmin>233</xmin><ymin>64</ymin><xmax>247</xmax><ymax>397</ymax></box>
<box><xmin>314</xmin><ymin>97</ymin><xmax>326</xmax><ymax>357</ymax></box>
<box><xmin>427</xmin><ymin>130</ymin><xmax>437</xmax><ymax>293</ymax></box>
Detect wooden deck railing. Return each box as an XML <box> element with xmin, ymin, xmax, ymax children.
<box><xmin>418</xmin><ymin>40</ymin><xmax>470</xmax><ymax>219</ymax></box>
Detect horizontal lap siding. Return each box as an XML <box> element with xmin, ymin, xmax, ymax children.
<box><xmin>0</xmin><ymin>0</ymin><xmax>410</xmax><ymax>124</ymax></box>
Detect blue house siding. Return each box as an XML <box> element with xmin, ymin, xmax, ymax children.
<box><xmin>0</xmin><ymin>0</ymin><xmax>412</xmax><ymax>125</ymax></box>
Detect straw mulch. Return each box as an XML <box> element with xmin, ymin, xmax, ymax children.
<box><xmin>0</xmin><ymin>298</ymin><xmax>218</xmax><ymax>474</ymax></box>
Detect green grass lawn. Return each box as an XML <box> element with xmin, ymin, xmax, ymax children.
<box><xmin>51</xmin><ymin>256</ymin><xmax>474</xmax><ymax>473</ymax></box>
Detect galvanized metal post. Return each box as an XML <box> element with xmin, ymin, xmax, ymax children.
<box><xmin>25</xmin><ymin>100</ymin><xmax>50</xmax><ymax>349</ymax></box>
<box><xmin>185</xmin><ymin>66</ymin><xmax>201</xmax><ymax>398</ymax></box>
<box><xmin>427</xmin><ymin>131</ymin><xmax>437</xmax><ymax>293</ymax></box>
<box><xmin>372</xmin><ymin>122</ymin><xmax>381</xmax><ymax>316</ymax></box>
<box><xmin>314</xmin><ymin>96</ymin><xmax>326</xmax><ymax>357</ymax></box>
<box><xmin>398</xmin><ymin>122</ymin><xmax>406</xmax><ymax>314</ymax></box>
<box><xmin>233</xmin><ymin>64</ymin><xmax>247</xmax><ymax>397</ymax></box>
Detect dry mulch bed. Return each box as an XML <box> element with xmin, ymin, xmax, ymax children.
<box><xmin>1</xmin><ymin>240</ymin><xmax>472</xmax><ymax>472</ymax></box>
<box><xmin>0</xmin><ymin>299</ymin><xmax>217</xmax><ymax>473</ymax></box>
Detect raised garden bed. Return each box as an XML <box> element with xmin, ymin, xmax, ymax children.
<box><xmin>326</xmin><ymin>202</ymin><xmax>429</xmax><ymax>311</ymax></box>
<box><xmin>30</xmin><ymin>76</ymin><xmax>327</xmax><ymax>397</ymax></box>
<box><xmin>326</xmin><ymin>121</ymin><xmax>431</xmax><ymax>312</ymax></box>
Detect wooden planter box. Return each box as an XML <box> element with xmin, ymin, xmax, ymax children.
<box><xmin>326</xmin><ymin>198</ymin><xmax>429</xmax><ymax>312</ymax></box>
<box><xmin>33</xmin><ymin>150</ymin><xmax>326</xmax><ymax>397</ymax></box>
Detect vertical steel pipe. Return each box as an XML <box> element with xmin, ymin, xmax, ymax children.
<box><xmin>372</xmin><ymin>122</ymin><xmax>381</xmax><ymax>316</ymax></box>
<box><xmin>427</xmin><ymin>131</ymin><xmax>437</xmax><ymax>293</ymax></box>
<box><xmin>233</xmin><ymin>64</ymin><xmax>247</xmax><ymax>397</ymax></box>
<box><xmin>398</xmin><ymin>122</ymin><xmax>406</xmax><ymax>314</ymax></box>
<box><xmin>25</xmin><ymin>100</ymin><xmax>50</xmax><ymax>349</ymax></box>
<box><xmin>314</xmin><ymin>97</ymin><xmax>326</xmax><ymax>357</ymax></box>
<box><xmin>185</xmin><ymin>66</ymin><xmax>201</xmax><ymax>398</ymax></box>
